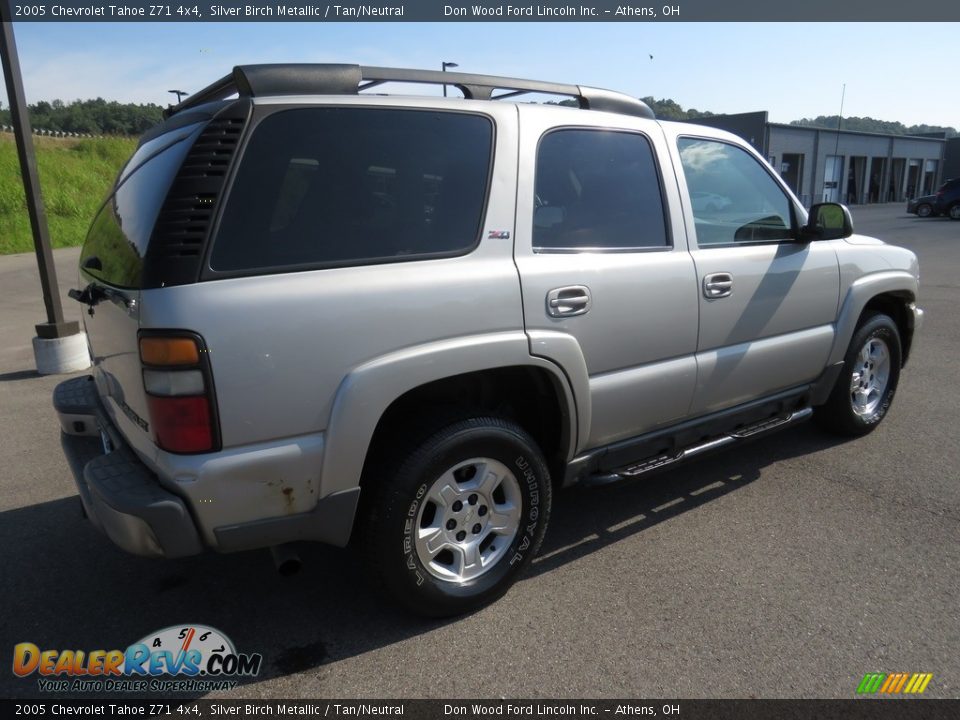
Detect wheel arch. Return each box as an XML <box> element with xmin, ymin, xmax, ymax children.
<box><xmin>860</xmin><ymin>293</ymin><xmax>915</xmax><ymax>365</ymax></box>
<box><xmin>359</xmin><ymin>366</ymin><xmax>574</xmax><ymax>494</ymax></box>
<box><xmin>830</xmin><ymin>272</ymin><xmax>918</xmax><ymax>369</ymax></box>
<box><xmin>318</xmin><ymin>332</ymin><xmax>579</xmax><ymax>500</ymax></box>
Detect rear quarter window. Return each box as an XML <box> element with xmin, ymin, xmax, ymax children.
<box><xmin>209</xmin><ymin>107</ymin><xmax>494</xmax><ymax>273</ymax></box>
<box><xmin>80</xmin><ymin>128</ymin><xmax>202</xmax><ymax>288</ymax></box>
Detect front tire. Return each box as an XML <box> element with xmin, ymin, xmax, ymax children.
<box><xmin>915</xmin><ymin>203</ymin><xmax>933</xmax><ymax>218</ymax></box>
<box><xmin>362</xmin><ymin>417</ymin><xmax>551</xmax><ymax>617</ymax></box>
<box><xmin>815</xmin><ymin>313</ymin><xmax>901</xmax><ymax>437</ymax></box>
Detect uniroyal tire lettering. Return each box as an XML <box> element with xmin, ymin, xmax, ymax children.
<box><xmin>509</xmin><ymin>454</ymin><xmax>542</xmax><ymax>566</ymax></box>
<box><xmin>515</xmin><ymin>456</ymin><xmax>539</xmax><ymax>532</ymax></box>
<box><xmin>403</xmin><ymin>484</ymin><xmax>428</xmax><ymax>578</ymax></box>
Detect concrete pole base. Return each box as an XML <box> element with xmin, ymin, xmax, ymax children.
<box><xmin>32</xmin><ymin>332</ymin><xmax>91</xmax><ymax>375</ymax></box>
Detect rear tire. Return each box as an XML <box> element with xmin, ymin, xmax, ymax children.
<box><xmin>949</xmin><ymin>204</ymin><xmax>960</xmax><ymax>220</ymax></box>
<box><xmin>815</xmin><ymin>313</ymin><xmax>901</xmax><ymax>437</ymax></box>
<box><xmin>361</xmin><ymin>416</ymin><xmax>551</xmax><ymax>617</ymax></box>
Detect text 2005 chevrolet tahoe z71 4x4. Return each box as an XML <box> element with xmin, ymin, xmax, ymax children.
<box><xmin>54</xmin><ymin>65</ymin><xmax>923</xmax><ymax>616</ymax></box>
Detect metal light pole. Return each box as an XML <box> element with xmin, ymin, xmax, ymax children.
<box><xmin>168</xmin><ymin>89</ymin><xmax>189</xmax><ymax>103</ymax></box>
<box><xmin>1</xmin><ymin>1</ymin><xmax>88</xmax><ymax>373</ymax></box>
<box><xmin>441</xmin><ymin>61</ymin><xmax>458</xmax><ymax>97</ymax></box>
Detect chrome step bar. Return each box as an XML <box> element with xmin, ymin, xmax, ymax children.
<box><xmin>585</xmin><ymin>408</ymin><xmax>813</xmax><ymax>486</ymax></box>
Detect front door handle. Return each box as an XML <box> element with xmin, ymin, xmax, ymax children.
<box><xmin>703</xmin><ymin>272</ymin><xmax>733</xmax><ymax>299</ymax></box>
<box><xmin>546</xmin><ymin>285</ymin><xmax>591</xmax><ymax>317</ymax></box>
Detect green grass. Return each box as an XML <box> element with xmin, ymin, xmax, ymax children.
<box><xmin>0</xmin><ymin>133</ymin><xmax>136</xmax><ymax>255</ymax></box>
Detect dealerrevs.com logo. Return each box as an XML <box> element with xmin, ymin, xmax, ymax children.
<box><xmin>13</xmin><ymin>624</ymin><xmax>262</xmax><ymax>693</ymax></box>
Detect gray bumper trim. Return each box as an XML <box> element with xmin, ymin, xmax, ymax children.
<box><xmin>55</xmin><ymin>376</ymin><xmax>204</xmax><ymax>559</ymax></box>
<box><xmin>213</xmin><ymin>487</ymin><xmax>361</xmax><ymax>553</ymax></box>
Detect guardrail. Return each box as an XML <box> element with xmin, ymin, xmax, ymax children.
<box><xmin>1</xmin><ymin>125</ymin><xmax>106</xmax><ymax>138</ymax></box>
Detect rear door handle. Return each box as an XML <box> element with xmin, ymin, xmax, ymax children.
<box><xmin>546</xmin><ymin>285</ymin><xmax>591</xmax><ymax>317</ymax></box>
<box><xmin>703</xmin><ymin>273</ymin><xmax>733</xmax><ymax>299</ymax></box>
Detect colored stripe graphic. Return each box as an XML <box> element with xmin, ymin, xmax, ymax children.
<box><xmin>879</xmin><ymin>674</ymin><xmax>897</xmax><ymax>693</ymax></box>
<box><xmin>893</xmin><ymin>673</ymin><xmax>909</xmax><ymax>693</ymax></box>
<box><xmin>857</xmin><ymin>672</ymin><xmax>933</xmax><ymax>694</ymax></box>
<box><xmin>857</xmin><ymin>673</ymin><xmax>886</xmax><ymax>694</ymax></box>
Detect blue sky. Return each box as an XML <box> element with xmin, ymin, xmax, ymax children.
<box><xmin>3</xmin><ymin>22</ymin><xmax>957</xmax><ymax>128</ymax></box>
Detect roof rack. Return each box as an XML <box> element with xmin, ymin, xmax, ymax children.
<box><xmin>164</xmin><ymin>64</ymin><xmax>655</xmax><ymax>120</ymax></box>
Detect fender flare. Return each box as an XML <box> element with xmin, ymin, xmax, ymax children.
<box><xmin>319</xmin><ymin>331</ymin><xmax>584</xmax><ymax>496</ymax></box>
<box><xmin>828</xmin><ymin>270</ymin><xmax>917</xmax><ymax>366</ymax></box>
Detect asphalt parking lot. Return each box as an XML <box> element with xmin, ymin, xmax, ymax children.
<box><xmin>1</xmin><ymin>204</ymin><xmax>957</xmax><ymax>700</ymax></box>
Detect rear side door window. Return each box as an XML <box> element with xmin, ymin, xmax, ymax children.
<box><xmin>676</xmin><ymin>137</ymin><xmax>795</xmax><ymax>246</ymax></box>
<box><xmin>533</xmin><ymin>128</ymin><xmax>669</xmax><ymax>252</ymax></box>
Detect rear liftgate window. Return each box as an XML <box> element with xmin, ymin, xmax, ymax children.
<box><xmin>210</xmin><ymin>108</ymin><xmax>494</xmax><ymax>272</ymax></box>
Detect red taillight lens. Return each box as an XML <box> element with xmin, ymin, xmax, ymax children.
<box><xmin>139</xmin><ymin>332</ymin><xmax>218</xmax><ymax>454</ymax></box>
<box><xmin>146</xmin><ymin>395</ymin><xmax>213</xmax><ymax>453</ymax></box>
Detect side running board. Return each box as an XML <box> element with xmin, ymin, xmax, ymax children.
<box><xmin>584</xmin><ymin>408</ymin><xmax>813</xmax><ymax>487</ymax></box>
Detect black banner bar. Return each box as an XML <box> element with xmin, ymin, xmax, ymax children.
<box><xmin>5</xmin><ymin>0</ymin><xmax>960</xmax><ymax>22</ymax></box>
<box><xmin>2</xmin><ymin>700</ymin><xmax>959</xmax><ymax>720</ymax></box>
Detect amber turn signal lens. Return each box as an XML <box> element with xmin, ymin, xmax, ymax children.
<box><xmin>139</xmin><ymin>337</ymin><xmax>200</xmax><ymax>366</ymax></box>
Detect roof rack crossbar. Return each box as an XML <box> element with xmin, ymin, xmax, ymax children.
<box><xmin>165</xmin><ymin>64</ymin><xmax>655</xmax><ymax>120</ymax></box>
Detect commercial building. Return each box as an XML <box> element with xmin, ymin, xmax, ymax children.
<box><xmin>691</xmin><ymin>111</ymin><xmax>949</xmax><ymax>207</ymax></box>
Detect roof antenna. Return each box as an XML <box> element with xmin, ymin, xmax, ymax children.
<box><xmin>833</xmin><ymin>83</ymin><xmax>846</xmax><ymax>157</ymax></box>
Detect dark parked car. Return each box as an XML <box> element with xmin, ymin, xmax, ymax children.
<box><xmin>907</xmin><ymin>178</ymin><xmax>960</xmax><ymax>219</ymax></box>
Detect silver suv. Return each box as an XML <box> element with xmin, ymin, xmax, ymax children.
<box><xmin>54</xmin><ymin>64</ymin><xmax>923</xmax><ymax>617</ymax></box>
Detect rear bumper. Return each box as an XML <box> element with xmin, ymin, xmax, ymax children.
<box><xmin>54</xmin><ymin>375</ymin><xmax>361</xmax><ymax>558</ymax></box>
<box><xmin>55</xmin><ymin>376</ymin><xmax>204</xmax><ymax>558</ymax></box>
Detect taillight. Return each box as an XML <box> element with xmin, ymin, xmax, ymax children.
<box><xmin>139</xmin><ymin>334</ymin><xmax>218</xmax><ymax>454</ymax></box>
<box><xmin>140</xmin><ymin>337</ymin><xmax>200</xmax><ymax>366</ymax></box>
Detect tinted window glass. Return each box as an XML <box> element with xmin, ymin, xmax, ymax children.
<box><xmin>210</xmin><ymin>108</ymin><xmax>493</xmax><ymax>272</ymax></box>
<box><xmin>80</xmin><ymin>131</ymin><xmax>198</xmax><ymax>288</ymax></box>
<box><xmin>677</xmin><ymin>137</ymin><xmax>794</xmax><ymax>246</ymax></box>
<box><xmin>533</xmin><ymin>129</ymin><xmax>668</xmax><ymax>251</ymax></box>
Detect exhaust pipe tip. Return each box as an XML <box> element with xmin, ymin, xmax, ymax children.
<box><xmin>270</xmin><ymin>544</ymin><xmax>302</xmax><ymax>577</ymax></box>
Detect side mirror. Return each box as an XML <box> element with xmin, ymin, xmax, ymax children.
<box><xmin>799</xmin><ymin>202</ymin><xmax>854</xmax><ymax>241</ymax></box>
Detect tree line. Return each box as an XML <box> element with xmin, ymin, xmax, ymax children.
<box><xmin>1</xmin><ymin>97</ymin><xmax>955</xmax><ymax>139</ymax></box>
<box><xmin>550</xmin><ymin>96</ymin><xmax>713</xmax><ymax>120</ymax></box>
<box><xmin>0</xmin><ymin>98</ymin><xmax>164</xmax><ymax>136</ymax></box>
<box><xmin>790</xmin><ymin>115</ymin><xmax>957</xmax><ymax>138</ymax></box>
